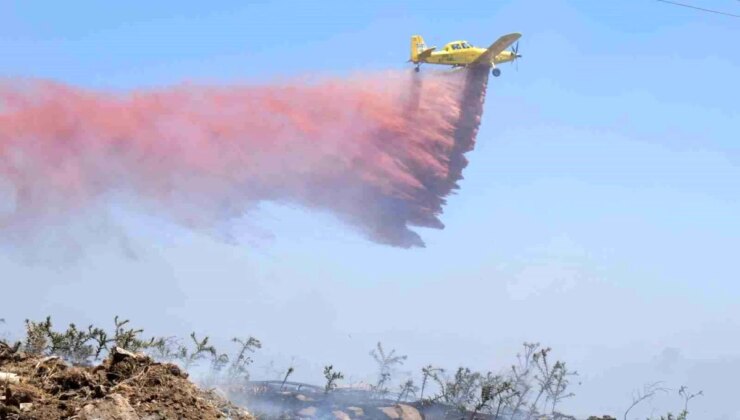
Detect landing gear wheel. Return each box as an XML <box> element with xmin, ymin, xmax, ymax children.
<box><xmin>492</xmin><ymin>68</ymin><xmax>501</xmax><ymax>77</ymax></box>
<box><xmin>414</xmin><ymin>66</ymin><xmax>420</xmax><ymax>73</ymax></box>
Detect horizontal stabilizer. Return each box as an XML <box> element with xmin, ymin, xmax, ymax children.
<box><xmin>417</xmin><ymin>47</ymin><xmax>436</xmax><ymax>61</ymax></box>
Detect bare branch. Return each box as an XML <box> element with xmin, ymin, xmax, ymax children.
<box><xmin>623</xmin><ymin>382</ymin><xmax>669</xmax><ymax>420</ymax></box>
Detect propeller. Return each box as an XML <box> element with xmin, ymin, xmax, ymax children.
<box><xmin>510</xmin><ymin>41</ymin><xmax>522</xmax><ymax>71</ymax></box>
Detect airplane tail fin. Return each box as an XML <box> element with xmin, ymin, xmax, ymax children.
<box><xmin>410</xmin><ymin>35</ymin><xmax>426</xmax><ymax>63</ymax></box>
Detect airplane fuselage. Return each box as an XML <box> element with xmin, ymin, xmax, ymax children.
<box><xmin>420</xmin><ymin>42</ymin><xmax>518</xmax><ymax>66</ymax></box>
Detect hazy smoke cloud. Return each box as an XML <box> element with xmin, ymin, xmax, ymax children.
<box><xmin>0</xmin><ymin>69</ymin><xmax>488</xmax><ymax>249</ymax></box>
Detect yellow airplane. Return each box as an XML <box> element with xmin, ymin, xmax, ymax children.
<box><xmin>410</xmin><ymin>33</ymin><xmax>522</xmax><ymax>77</ymax></box>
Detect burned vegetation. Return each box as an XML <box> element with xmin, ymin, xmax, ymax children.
<box><xmin>0</xmin><ymin>317</ymin><xmax>702</xmax><ymax>420</ymax></box>
<box><xmin>239</xmin><ymin>342</ymin><xmax>581</xmax><ymax>420</ymax></box>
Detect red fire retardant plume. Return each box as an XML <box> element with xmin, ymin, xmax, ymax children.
<box><xmin>0</xmin><ymin>68</ymin><xmax>488</xmax><ymax>248</ymax></box>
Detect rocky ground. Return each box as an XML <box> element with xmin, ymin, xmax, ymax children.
<box><xmin>0</xmin><ymin>341</ymin><xmax>253</xmax><ymax>420</ymax></box>
<box><xmin>229</xmin><ymin>381</ymin><xmax>515</xmax><ymax>420</ymax></box>
<box><xmin>234</xmin><ymin>382</ymin><xmax>425</xmax><ymax>419</ymax></box>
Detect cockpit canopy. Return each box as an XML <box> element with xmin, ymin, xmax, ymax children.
<box><xmin>445</xmin><ymin>41</ymin><xmax>473</xmax><ymax>51</ymax></box>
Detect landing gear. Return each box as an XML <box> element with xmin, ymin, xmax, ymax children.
<box><xmin>414</xmin><ymin>64</ymin><xmax>420</xmax><ymax>73</ymax></box>
<box><xmin>492</xmin><ymin>68</ymin><xmax>501</xmax><ymax>77</ymax></box>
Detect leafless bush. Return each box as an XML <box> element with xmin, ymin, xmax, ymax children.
<box><xmin>420</xmin><ymin>364</ymin><xmax>444</xmax><ymax>402</ymax></box>
<box><xmin>0</xmin><ymin>318</ymin><xmax>6</xmax><ymax>342</ymax></box>
<box><xmin>434</xmin><ymin>367</ymin><xmax>483</xmax><ymax>413</ymax></box>
<box><xmin>146</xmin><ymin>336</ymin><xmax>182</xmax><ymax>362</ymax></box>
<box><xmin>396</xmin><ymin>379</ymin><xmax>419</xmax><ymax>403</ymax></box>
<box><xmin>508</xmin><ymin>342</ymin><xmax>539</xmax><ymax>416</ymax></box>
<box><xmin>623</xmin><ymin>382</ymin><xmax>669</xmax><ymax>420</ymax></box>
<box><xmin>280</xmin><ymin>366</ymin><xmax>295</xmax><ymax>391</ymax></box>
<box><xmin>109</xmin><ymin>316</ymin><xmax>161</xmax><ymax>352</ymax></box>
<box><xmin>323</xmin><ymin>365</ymin><xmax>344</xmax><ymax>393</ymax></box>
<box><xmin>470</xmin><ymin>374</ymin><xmax>517</xmax><ymax>420</ymax></box>
<box><xmin>648</xmin><ymin>386</ymin><xmax>703</xmax><ymax>420</ymax></box>
<box><xmin>226</xmin><ymin>336</ymin><xmax>262</xmax><ymax>382</ymax></box>
<box><xmin>527</xmin><ymin>346</ymin><xmax>578</xmax><ymax>417</ymax></box>
<box><xmin>178</xmin><ymin>332</ymin><xmax>219</xmax><ymax>370</ymax></box>
<box><xmin>369</xmin><ymin>341</ymin><xmax>407</xmax><ymax>398</ymax></box>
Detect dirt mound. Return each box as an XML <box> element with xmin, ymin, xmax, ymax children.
<box><xmin>0</xmin><ymin>342</ymin><xmax>252</xmax><ymax>420</ymax></box>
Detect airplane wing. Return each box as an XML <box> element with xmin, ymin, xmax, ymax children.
<box><xmin>469</xmin><ymin>33</ymin><xmax>521</xmax><ymax>67</ymax></box>
<box><xmin>417</xmin><ymin>47</ymin><xmax>436</xmax><ymax>61</ymax></box>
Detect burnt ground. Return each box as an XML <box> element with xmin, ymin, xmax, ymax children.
<box><xmin>225</xmin><ymin>380</ymin><xmax>514</xmax><ymax>420</ymax></box>
<box><xmin>0</xmin><ymin>341</ymin><xmax>253</xmax><ymax>420</ymax></box>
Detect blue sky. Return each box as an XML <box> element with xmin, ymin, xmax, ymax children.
<box><xmin>1</xmin><ymin>1</ymin><xmax>739</xmax><ymax>418</ymax></box>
